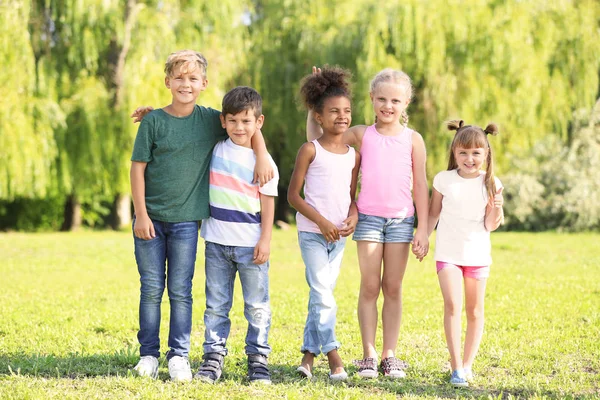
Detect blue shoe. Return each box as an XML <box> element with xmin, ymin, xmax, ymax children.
<box><xmin>450</xmin><ymin>369</ymin><xmax>469</xmax><ymax>387</ymax></box>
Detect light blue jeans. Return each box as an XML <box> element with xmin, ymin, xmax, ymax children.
<box><xmin>133</xmin><ymin>218</ymin><xmax>198</xmax><ymax>360</ymax></box>
<box><xmin>203</xmin><ymin>241</ymin><xmax>271</xmax><ymax>356</ymax></box>
<box><xmin>298</xmin><ymin>231</ymin><xmax>347</xmax><ymax>356</ymax></box>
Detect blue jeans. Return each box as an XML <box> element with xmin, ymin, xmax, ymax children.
<box><xmin>352</xmin><ymin>213</ymin><xmax>415</xmax><ymax>243</ymax></box>
<box><xmin>203</xmin><ymin>241</ymin><xmax>271</xmax><ymax>356</ymax></box>
<box><xmin>133</xmin><ymin>218</ymin><xmax>198</xmax><ymax>359</ymax></box>
<box><xmin>298</xmin><ymin>232</ymin><xmax>347</xmax><ymax>356</ymax></box>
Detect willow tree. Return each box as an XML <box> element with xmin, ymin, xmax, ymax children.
<box><xmin>0</xmin><ymin>1</ymin><xmax>59</xmax><ymax>201</ymax></box>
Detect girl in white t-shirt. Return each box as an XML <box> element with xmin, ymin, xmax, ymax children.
<box><xmin>426</xmin><ymin>120</ymin><xmax>504</xmax><ymax>388</ymax></box>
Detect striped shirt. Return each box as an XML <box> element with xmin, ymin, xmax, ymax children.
<box><xmin>200</xmin><ymin>139</ymin><xmax>278</xmax><ymax>247</ymax></box>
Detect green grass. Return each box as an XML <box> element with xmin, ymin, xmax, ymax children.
<box><xmin>0</xmin><ymin>230</ymin><xmax>598</xmax><ymax>399</ymax></box>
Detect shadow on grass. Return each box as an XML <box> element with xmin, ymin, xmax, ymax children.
<box><xmin>0</xmin><ymin>353</ymin><xmax>577</xmax><ymax>399</ymax></box>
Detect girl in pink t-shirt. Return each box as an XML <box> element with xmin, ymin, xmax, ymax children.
<box><xmin>289</xmin><ymin>66</ymin><xmax>361</xmax><ymax>381</ymax></box>
<box><xmin>307</xmin><ymin>68</ymin><xmax>429</xmax><ymax>379</ymax></box>
<box><xmin>427</xmin><ymin>120</ymin><xmax>504</xmax><ymax>387</ymax></box>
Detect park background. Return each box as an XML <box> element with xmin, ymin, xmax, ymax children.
<box><xmin>1</xmin><ymin>0</ymin><xmax>599</xmax><ymax>399</ymax></box>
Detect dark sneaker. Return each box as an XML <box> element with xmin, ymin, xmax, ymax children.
<box><xmin>247</xmin><ymin>354</ymin><xmax>271</xmax><ymax>384</ymax></box>
<box><xmin>353</xmin><ymin>357</ymin><xmax>378</xmax><ymax>379</ymax></box>
<box><xmin>380</xmin><ymin>357</ymin><xmax>408</xmax><ymax>378</ymax></box>
<box><xmin>194</xmin><ymin>353</ymin><xmax>224</xmax><ymax>384</ymax></box>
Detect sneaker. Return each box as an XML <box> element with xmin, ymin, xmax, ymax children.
<box><xmin>463</xmin><ymin>367</ymin><xmax>474</xmax><ymax>382</ymax></box>
<box><xmin>247</xmin><ymin>354</ymin><xmax>271</xmax><ymax>384</ymax></box>
<box><xmin>450</xmin><ymin>369</ymin><xmax>469</xmax><ymax>387</ymax></box>
<box><xmin>380</xmin><ymin>357</ymin><xmax>408</xmax><ymax>378</ymax></box>
<box><xmin>195</xmin><ymin>353</ymin><xmax>225</xmax><ymax>384</ymax></box>
<box><xmin>353</xmin><ymin>357</ymin><xmax>378</xmax><ymax>379</ymax></box>
<box><xmin>133</xmin><ymin>356</ymin><xmax>159</xmax><ymax>379</ymax></box>
<box><xmin>168</xmin><ymin>355</ymin><xmax>192</xmax><ymax>382</ymax></box>
<box><xmin>329</xmin><ymin>369</ymin><xmax>348</xmax><ymax>381</ymax></box>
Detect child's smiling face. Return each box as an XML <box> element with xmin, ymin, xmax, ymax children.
<box><xmin>165</xmin><ymin>65</ymin><xmax>207</xmax><ymax>106</ymax></box>
<box><xmin>454</xmin><ymin>146</ymin><xmax>488</xmax><ymax>178</ymax></box>
<box><xmin>370</xmin><ymin>82</ymin><xmax>410</xmax><ymax>125</ymax></box>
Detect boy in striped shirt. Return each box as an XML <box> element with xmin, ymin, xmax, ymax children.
<box><xmin>195</xmin><ymin>86</ymin><xmax>278</xmax><ymax>385</ymax></box>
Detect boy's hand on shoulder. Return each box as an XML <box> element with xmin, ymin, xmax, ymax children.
<box><xmin>133</xmin><ymin>214</ymin><xmax>155</xmax><ymax>240</ymax></box>
<box><xmin>253</xmin><ymin>238</ymin><xmax>270</xmax><ymax>265</ymax></box>
<box><xmin>131</xmin><ymin>106</ymin><xmax>154</xmax><ymax>123</ymax></box>
<box><xmin>254</xmin><ymin>154</ymin><xmax>274</xmax><ymax>186</ymax></box>
<box><xmin>339</xmin><ymin>214</ymin><xmax>358</xmax><ymax>237</ymax></box>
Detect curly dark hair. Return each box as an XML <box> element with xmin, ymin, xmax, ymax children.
<box><xmin>299</xmin><ymin>66</ymin><xmax>352</xmax><ymax>113</ymax></box>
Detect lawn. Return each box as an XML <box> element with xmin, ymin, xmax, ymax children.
<box><xmin>0</xmin><ymin>229</ymin><xmax>598</xmax><ymax>399</ymax></box>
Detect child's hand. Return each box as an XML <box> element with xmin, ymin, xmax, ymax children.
<box><xmin>411</xmin><ymin>229</ymin><xmax>429</xmax><ymax>262</ymax></box>
<box><xmin>253</xmin><ymin>238</ymin><xmax>270</xmax><ymax>264</ymax></box>
<box><xmin>318</xmin><ymin>219</ymin><xmax>340</xmax><ymax>243</ymax></box>
<box><xmin>493</xmin><ymin>187</ymin><xmax>504</xmax><ymax>208</ymax></box>
<box><xmin>312</xmin><ymin>66</ymin><xmax>322</xmax><ymax>76</ymax></box>
<box><xmin>339</xmin><ymin>214</ymin><xmax>358</xmax><ymax>237</ymax></box>
<box><xmin>253</xmin><ymin>154</ymin><xmax>274</xmax><ymax>187</ymax></box>
<box><xmin>131</xmin><ymin>106</ymin><xmax>154</xmax><ymax>123</ymax></box>
<box><xmin>133</xmin><ymin>214</ymin><xmax>155</xmax><ymax>240</ymax></box>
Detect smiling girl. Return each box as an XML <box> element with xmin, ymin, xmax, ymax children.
<box><xmin>427</xmin><ymin>120</ymin><xmax>504</xmax><ymax>387</ymax></box>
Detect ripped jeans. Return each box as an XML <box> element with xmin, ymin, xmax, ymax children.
<box><xmin>202</xmin><ymin>241</ymin><xmax>271</xmax><ymax>356</ymax></box>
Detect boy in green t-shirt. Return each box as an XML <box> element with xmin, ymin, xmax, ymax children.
<box><xmin>130</xmin><ymin>50</ymin><xmax>273</xmax><ymax>381</ymax></box>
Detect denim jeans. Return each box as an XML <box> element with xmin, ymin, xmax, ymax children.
<box><xmin>203</xmin><ymin>241</ymin><xmax>271</xmax><ymax>356</ymax></box>
<box><xmin>298</xmin><ymin>232</ymin><xmax>347</xmax><ymax>356</ymax></box>
<box><xmin>133</xmin><ymin>218</ymin><xmax>198</xmax><ymax>359</ymax></box>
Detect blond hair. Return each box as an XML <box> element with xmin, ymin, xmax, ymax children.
<box><xmin>164</xmin><ymin>50</ymin><xmax>208</xmax><ymax>77</ymax></box>
<box><xmin>370</xmin><ymin>68</ymin><xmax>413</xmax><ymax>126</ymax></box>
<box><xmin>446</xmin><ymin>120</ymin><xmax>500</xmax><ymax>200</ymax></box>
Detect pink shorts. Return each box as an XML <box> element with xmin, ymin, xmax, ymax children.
<box><xmin>436</xmin><ymin>261</ymin><xmax>490</xmax><ymax>280</ymax></box>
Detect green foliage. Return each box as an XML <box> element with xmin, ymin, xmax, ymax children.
<box><xmin>0</xmin><ymin>196</ymin><xmax>65</xmax><ymax>232</ymax></box>
<box><xmin>503</xmin><ymin>100</ymin><xmax>600</xmax><ymax>231</ymax></box>
<box><xmin>0</xmin><ymin>230</ymin><xmax>599</xmax><ymax>397</ymax></box>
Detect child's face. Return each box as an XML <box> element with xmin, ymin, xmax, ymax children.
<box><xmin>220</xmin><ymin>109</ymin><xmax>264</xmax><ymax>148</ymax></box>
<box><xmin>370</xmin><ymin>82</ymin><xmax>410</xmax><ymax>125</ymax></box>
<box><xmin>315</xmin><ymin>96</ymin><xmax>351</xmax><ymax>135</ymax></box>
<box><xmin>453</xmin><ymin>146</ymin><xmax>488</xmax><ymax>178</ymax></box>
<box><xmin>165</xmin><ymin>65</ymin><xmax>207</xmax><ymax>106</ymax></box>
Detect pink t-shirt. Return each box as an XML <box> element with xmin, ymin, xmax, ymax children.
<box><xmin>356</xmin><ymin>124</ymin><xmax>414</xmax><ymax>218</ymax></box>
<box><xmin>296</xmin><ymin>140</ymin><xmax>356</xmax><ymax>233</ymax></box>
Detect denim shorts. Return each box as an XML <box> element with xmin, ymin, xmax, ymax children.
<box><xmin>352</xmin><ymin>213</ymin><xmax>415</xmax><ymax>243</ymax></box>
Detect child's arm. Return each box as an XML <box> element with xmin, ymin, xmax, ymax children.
<box><xmin>339</xmin><ymin>151</ymin><xmax>361</xmax><ymax>237</ymax></box>
<box><xmin>288</xmin><ymin>143</ymin><xmax>340</xmax><ymax>243</ymax></box>
<box><xmin>251</xmin><ymin>129</ymin><xmax>274</xmax><ymax>187</ymax></box>
<box><xmin>485</xmin><ymin>187</ymin><xmax>504</xmax><ymax>231</ymax></box>
<box><xmin>411</xmin><ymin>132</ymin><xmax>429</xmax><ymax>260</ymax></box>
<box><xmin>130</xmin><ymin>161</ymin><xmax>155</xmax><ymax>240</ymax></box>
<box><xmin>254</xmin><ymin>193</ymin><xmax>275</xmax><ymax>265</ymax></box>
<box><xmin>427</xmin><ymin>188</ymin><xmax>443</xmax><ymax>237</ymax></box>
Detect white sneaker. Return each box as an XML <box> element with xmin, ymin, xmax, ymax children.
<box><xmin>168</xmin><ymin>356</ymin><xmax>192</xmax><ymax>382</ymax></box>
<box><xmin>134</xmin><ymin>356</ymin><xmax>159</xmax><ymax>379</ymax></box>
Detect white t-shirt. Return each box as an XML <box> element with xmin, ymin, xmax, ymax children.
<box><xmin>200</xmin><ymin>139</ymin><xmax>279</xmax><ymax>247</ymax></box>
<box><xmin>433</xmin><ymin>169</ymin><xmax>502</xmax><ymax>266</ymax></box>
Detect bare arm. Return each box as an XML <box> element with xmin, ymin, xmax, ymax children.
<box><xmin>427</xmin><ymin>188</ymin><xmax>443</xmax><ymax>237</ymax></box>
<box><xmin>250</xmin><ymin>129</ymin><xmax>274</xmax><ymax>186</ymax></box>
<box><xmin>411</xmin><ymin>132</ymin><xmax>430</xmax><ymax>258</ymax></box>
<box><xmin>130</xmin><ymin>161</ymin><xmax>155</xmax><ymax>240</ymax></box>
<box><xmin>485</xmin><ymin>187</ymin><xmax>504</xmax><ymax>231</ymax></box>
<box><xmin>287</xmin><ymin>143</ymin><xmax>340</xmax><ymax>243</ymax></box>
<box><xmin>254</xmin><ymin>193</ymin><xmax>275</xmax><ymax>264</ymax></box>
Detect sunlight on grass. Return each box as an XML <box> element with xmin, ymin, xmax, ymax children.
<box><xmin>0</xmin><ymin>230</ymin><xmax>598</xmax><ymax>399</ymax></box>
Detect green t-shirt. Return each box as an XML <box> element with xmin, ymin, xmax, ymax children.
<box><xmin>131</xmin><ymin>105</ymin><xmax>227</xmax><ymax>222</ymax></box>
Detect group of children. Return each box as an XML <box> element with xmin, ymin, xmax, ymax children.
<box><xmin>130</xmin><ymin>50</ymin><xmax>504</xmax><ymax>388</ymax></box>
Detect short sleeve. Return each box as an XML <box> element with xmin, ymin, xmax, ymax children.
<box><xmin>495</xmin><ymin>176</ymin><xmax>503</xmax><ymax>190</ymax></box>
<box><xmin>258</xmin><ymin>156</ymin><xmax>279</xmax><ymax>197</ymax></box>
<box><xmin>131</xmin><ymin>118</ymin><xmax>154</xmax><ymax>162</ymax></box>
<box><xmin>206</xmin><ymin>107</ymin><xmax>228</xmax><ymax>142</ymax></box>
<box><xmin>433</xmin><ymin>172</ymin><xmax>445</xmax><ymax>195</ymax></box>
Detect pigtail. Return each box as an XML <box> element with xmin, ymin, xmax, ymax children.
<box><xmin>483</xmin><ymin>124</ymin><xmax>499</xmax><ymax>201</ymax></box>
<box><xmin>447</xmin><ymin>120</ymin><xmax>464</xmax><ymax>132</ymax></box>
<box><xmin>401</xmin><ymin>110</ymin><xmax>409</xmax><ymax>126</ymax></box>
<box><xmin>484</xmin><ymin>123</ymin><xmax>499</xmax><ymax>136</ymax></box>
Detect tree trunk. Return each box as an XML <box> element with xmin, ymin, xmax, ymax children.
<box><xmin>110</xmin><ymin>193</ymin><xmax>131</xmax><ymax>230</ymax></box>
<box><xmin>275</xmin><ymin>185</ymin><xmax>292</xmax><ymax>223</ymax></box>
<box><xmin>61</xmin><ymin>194</ymin><xmax>81</xmax><ymax>231</ymax></box>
